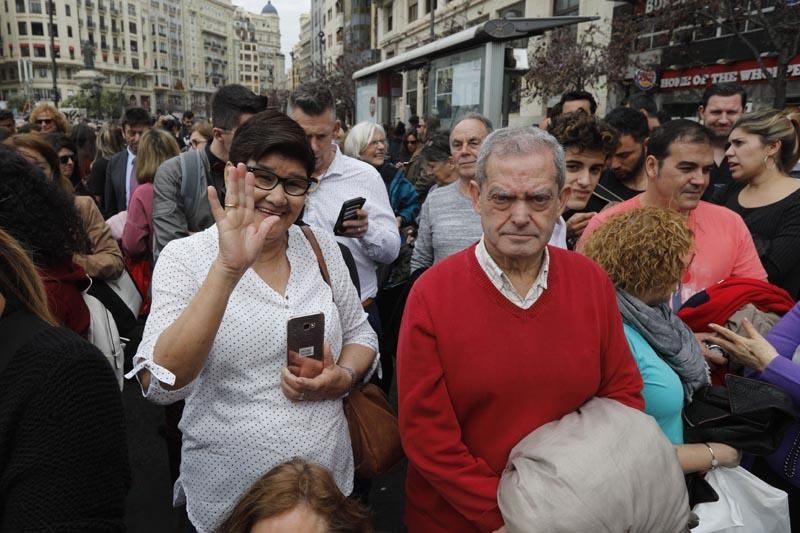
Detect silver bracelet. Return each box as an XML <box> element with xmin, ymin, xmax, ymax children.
<box><xmin>338</xmin><ymin>364</ymin><xmax>357</xmax><ymax>391</ymax></box>
<box><xmin>704</xmin><ymin>442</ymin><xmax>719</xmax><ymax>470</ymax></box>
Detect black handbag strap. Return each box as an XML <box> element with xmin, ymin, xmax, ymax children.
<box><xmin>301</xmin><ymin>225</ymin><xmax>333</xmax><ymax>299</ymax></box>
<box><xmin>0</xmin><ymin>307</ymin><xmax>50</xmax><ymax>377</ymax></box>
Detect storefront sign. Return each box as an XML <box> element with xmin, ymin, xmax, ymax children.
<box><xmin>659</xmin><ymin>55</ymin><xmax>800</xmax><ymax>91</ymax></box>
<box><xmin>634</xmin><ymin>0</ymin><xmax>688</xmax><ymax>15</ymax></box>
<box><xmin>634</xmin><ymin>68</ymin><xmax>658</xmax><ymax>91</ymax></box>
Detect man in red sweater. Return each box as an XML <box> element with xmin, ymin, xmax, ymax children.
<box><xmin>397</xmin><ymin>126</ymin><xmax>645</xmax><ymax>533</ymax></box>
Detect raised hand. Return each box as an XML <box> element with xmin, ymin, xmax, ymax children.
<box><xmin>208</xmin><ymin>163</ymin><xmax>279</xmax><ymax>278</ymax></box>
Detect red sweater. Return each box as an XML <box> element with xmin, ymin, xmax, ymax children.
<box><xmin>397</xmin><ymin>245</ymin><xmax>644</xmax><ymax>533</ymax></box>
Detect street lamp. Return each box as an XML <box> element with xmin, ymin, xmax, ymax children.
<box><xmin>117</xmin><ymin>71</ymin><xmax>155</xmax><ymax>118</ymax></box>
<box><xmin>318</xmin><ymin>31</ymin><xmax>325</xmax><ymax>76</ymax></box>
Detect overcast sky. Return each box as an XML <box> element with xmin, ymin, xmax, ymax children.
<box><xmin>232</xmin><ymin>0</ymin><xmax>311</xmax><ymax>71</ymax></box>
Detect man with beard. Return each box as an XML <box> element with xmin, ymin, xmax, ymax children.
<box><xmin>578</xmin><ymin>119</ymin><xmax>765</xmax><ymax>307</ymax></box>
<box><xmin>583</xmin><ymin>107</ymin><xmax>650</xmax><ymax>213</ymax></box>
<box><xmin>410</xmin><ymin>113</ymin><xmax>493</xmax><ymax>272</ymax></box>
<box><xmin>698</xmin><ymin>83</ymin><xmax>746</xmax><ymax>196</ymax></box>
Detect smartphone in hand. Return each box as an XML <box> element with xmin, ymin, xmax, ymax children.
<box><xmin>287</xmin><ymin>312</ymin><xmax>325</xmax><ymax>378</ymax></box>
<box><xmin>333</xmin><ymin>197</ymin><xmax>366</xmax><ymax>236</ymax></box>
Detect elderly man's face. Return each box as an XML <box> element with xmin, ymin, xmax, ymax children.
<box><xmin>451</xmin><ymin>119</ymin><xmax>490</xmax><ymax>181</ymax></box>
<box><xmin>470</xmin><ymin>150</ymin><xmax>569</xmax><ymax>264</ymax></box>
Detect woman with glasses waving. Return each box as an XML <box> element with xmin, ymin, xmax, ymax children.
<box><xmin>128</xmin><ymin>110</ymin><xmax>378</xmax><ymax>533</ymax></box>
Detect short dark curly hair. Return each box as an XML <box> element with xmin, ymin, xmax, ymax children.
<box><xmin>549</xmin><ymin>111</ymin><xmax>619</xmax><ymax>156</ymax></box>
<box><xmin>0</xmin><ymin>144</ymin><xmax>90</xmax><ymax>266</ymax></box>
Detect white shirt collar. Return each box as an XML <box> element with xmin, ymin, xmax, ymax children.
<box><xmin>475</xmin><ymin>237</ymin><xmax>550</xmax><ymax>309</ymax></box>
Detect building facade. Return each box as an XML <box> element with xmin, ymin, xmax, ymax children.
<box><xmin>183</xmin><ymin>0</ymin><xmax>236</xmax><ymax>117</ymax></box>
<box><xmin>0</xmin><ymin>0</ymin><xmax>155</xmax><ymax>113</ymax></box>
<box><xmin>0</xmin><ymin>0</ymin><xmax>285</xmax><ymax>118</ymax></box>
<box><xmin>233</xmin><ymin>2</ymin><xmax>285</xmax><ymax>99</ymax></box>
<box><xmin>290</xmin><ymin>13</ymin><xmax>312</xmax><ymax>90</ymax></box>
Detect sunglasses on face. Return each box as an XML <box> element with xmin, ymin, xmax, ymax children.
<box><xmin>246</xmin><ymin>166</ymin><xmax>319</xmax><ymax>196</ymax></box>
<box><xmin>59</xmin><ymin>154</ymin><xmax>74</xmax><ymax>164</ymax></box>
<box><xmin>36</xmin><ymin>118</ymin><xmax>53</xmax><ymax>125</ymax></box>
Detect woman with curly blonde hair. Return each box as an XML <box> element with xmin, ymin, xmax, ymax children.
<box><xmin>584</xmin><ymin>207</ymin><xmax>741</xmax><ymax>474</ymax></box>
<box><xmin>29</xmin><ymin>102</ymin><xmax>70</xmax><ymax>135</ymax></box>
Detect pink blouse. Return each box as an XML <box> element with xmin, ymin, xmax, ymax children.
<box><xmin>121</xmin><ymin>182</ymin><xmax>154</xmax><ymax>262</ymax></box>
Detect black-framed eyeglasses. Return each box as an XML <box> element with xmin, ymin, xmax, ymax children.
<box><xmin>59</xmin><ymin>154</ymin><xmax>75</xmax><ymax>164</ymax></box>
<box><xmin>246</xmin><ymin>166</ymin><xmax>319</xmax><ymax>196</ymax></box>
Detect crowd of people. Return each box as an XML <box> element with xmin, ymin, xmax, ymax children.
<box><xmin>1</xmin><ymin>79</ymin><xmax>800</xmax><ymax>533</ymax></box>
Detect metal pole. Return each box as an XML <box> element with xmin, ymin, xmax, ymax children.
<box><xmin>48</xmin><ymin>0</ymin><xmax>59</xmax><ymax>106</ymax></box>
<box><xmin>430</xmin><ymin>0</ymin><xmax>435</xmax><ymax>41</ymax></box>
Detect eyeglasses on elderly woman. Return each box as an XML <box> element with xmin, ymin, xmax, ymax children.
<box><xmin>246</xmin><ymin>165</ymin><xmax>319</xmax><ymax>196</ymax></box>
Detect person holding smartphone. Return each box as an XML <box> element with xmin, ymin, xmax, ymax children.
<box><xmin>127</xmin><ymin>111</ymin><xmax>378</xmax><ymax>533</ymax></box>
<box><xmin>287</xmin><ymin>82</ymin><xmax>401</xmax><ymax>340</ymax></box>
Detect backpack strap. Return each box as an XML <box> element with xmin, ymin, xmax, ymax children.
<box><xmin>180</xmin><ymin>150</ymin><xmax>201</xmax><ymax>220</ymax></box>
<box><xmin>0</xmin><ymin>307</ymin><xmax>50</xmax><ymax>377</ymax></box>
<box><xmin>301</xmin><ymin>226</ymin><xmax>332</xmax><ymax>291</ymax></box>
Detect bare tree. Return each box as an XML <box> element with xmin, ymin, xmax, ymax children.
<box><xmin>524</xmin><ymin>24</ymin><xmax>633</xmax><ymax>104</ymax></box>
<box><xmin>611</xmin><ymin>0</ymin><xmax>800</xmax><ymax>108</ymax></box>
<box><xmin>317</xmin><ymin>52</ymin><xmax>374</xmax><ymax>126</ymax></box>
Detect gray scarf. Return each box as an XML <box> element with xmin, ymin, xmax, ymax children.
<box><xmin>616</xmin><ymin>289</ymin><xmax>710</xmax><ymax>404</ymax></box>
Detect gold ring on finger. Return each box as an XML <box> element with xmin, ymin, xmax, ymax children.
<box><xmin>224</xmin><ymin>203</ymin><xmax>238</xmax><ymax>208</ymax></box>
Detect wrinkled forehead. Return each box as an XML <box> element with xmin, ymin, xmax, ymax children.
<box><xmin>484</xmin><ymin>150</ymin><xmax>558</xmax><ymax>186</ymax></box>
<box><xmin>450</xmin><ymin>119</ymin><xmax>489</xmax><ymax>144</ymax></box>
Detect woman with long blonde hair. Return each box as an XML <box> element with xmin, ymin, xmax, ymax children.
<box><xmin>121</xmin><ymin>128</ymin><xmax>180</xmax><ymax>312</ymax></box>
<box><xmin>713</xmin><ymin>108</ymin><xmax>800</xmax><ymax>299</ymax></box>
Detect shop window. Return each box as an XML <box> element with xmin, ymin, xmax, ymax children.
<box><xmin>34</xmin><ymin>46</ymin><xmax>46</xmax><ymax>58</ymax></box>
<box><xmin>553</xmin><ymin>0</ymin><xmax>578</xmax><ymax>16</ymax></box>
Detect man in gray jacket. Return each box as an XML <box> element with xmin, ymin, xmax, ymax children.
<box><xmin>152</xmin><ymin>85</ymin><xmax>267</xmax><ymax>259</ymax></box>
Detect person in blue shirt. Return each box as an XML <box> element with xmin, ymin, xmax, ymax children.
<box><xmin>583</xmin><ymin>206</ymin><xmax>741</xmax><ymax>473</ymax></box>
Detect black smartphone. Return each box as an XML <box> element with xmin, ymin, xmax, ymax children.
<box><xmin>333</xmin><ymin>197</ymin><xmax>366</xmax><ymax>236</ymax></box>
<box><xmin>287</xmin><ymin>312</ymin><xmax>325</xmax><ymax>378</ymax></box>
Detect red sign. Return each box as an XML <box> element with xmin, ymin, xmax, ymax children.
<box><xmin>659</xmin><ymin>55</ymin><xmax>800</xmax><ymax>91</ymax></box>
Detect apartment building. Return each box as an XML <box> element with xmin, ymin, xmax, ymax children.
<box><xmin>0</xmin><ymin>0</ymin><xmax>154</xmax><ymax>110</ymax></box>
<box><xmin>233</xmin><ymin>2</ymin><xmax>285</xmax><ymax>99</ymax></box>
<box><xmin>290</xmin><ymin>13</ymin><xmax>311</xmax><ymax>90</ymax></box>
<box><xmin>0</xmin><ymin>0</ymin><xmax>285</xmax><ymax>117</ymax></box>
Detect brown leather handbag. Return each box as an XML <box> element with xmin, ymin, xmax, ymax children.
<box><xmin>301</xmin><ymin>226</ymin><xmax>404</xmax><ymax>478</ymax></box>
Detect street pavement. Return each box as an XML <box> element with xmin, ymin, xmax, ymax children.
<box><xmin>121</xmin><ymin>380</ymin><xmax>407</xmax><ymax>532</ymax></box>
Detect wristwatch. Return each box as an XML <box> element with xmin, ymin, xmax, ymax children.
<box><xmin>704</xmin><ymin>443</ymin><xmax>719</xmax><ymax>470</ymax></box>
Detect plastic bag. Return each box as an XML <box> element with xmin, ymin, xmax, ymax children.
<box><xmin>693</xmin><ymin>466</ymin><xmax>789</xmax><ymax>533</ymax></box>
